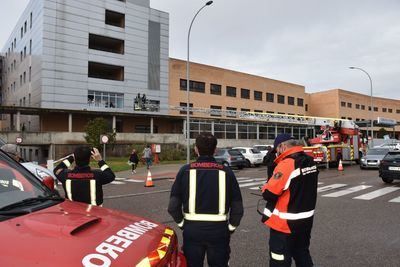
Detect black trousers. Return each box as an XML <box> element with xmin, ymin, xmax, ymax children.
<box><xmin>269</xmin><ymin>228</ymin><xmax>313</xmax><ymax>267</ymax></box>
<box><xmin>183</xmin><ymin>222</ymin><xmax>230</xmax><ymax>267</ymax></box>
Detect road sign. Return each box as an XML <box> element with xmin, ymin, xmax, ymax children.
<box><xmin>101</xmin><ymin>135</ymin><xmax>109</xmax><ymax>144</ymax></box>
<box><xmin>16</xmin><ymin>137</ymin><xmax>23</xmax><ymax>144</ymax></box>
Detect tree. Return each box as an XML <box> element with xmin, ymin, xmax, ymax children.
<box><xmin>84</xmin><ymin>118</ymin><xmax>116</xmax><ymax>150</ymax></box>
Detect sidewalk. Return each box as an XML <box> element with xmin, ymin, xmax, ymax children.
<box><xmin>115</xmin><ymin>163</ymin><xmax>182</xmax><ymax>181</ymax></box>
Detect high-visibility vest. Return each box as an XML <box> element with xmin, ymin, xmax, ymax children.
<box><xmin>183</xmin><ymin>169</ymin><xmax>228</xmax><ymax>222</ymax></box>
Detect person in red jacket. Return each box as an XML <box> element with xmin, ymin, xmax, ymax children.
<box><xmin>261</xmin><ymin>134</ymin><xmax>318</xmax><ymax>267</ymax></box>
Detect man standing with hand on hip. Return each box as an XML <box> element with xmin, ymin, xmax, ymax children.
<box><xmin>168</xmin><ymin>133</ymin><xmax>243</xmax><ymax>267</ymax></box>
<box><xmin>261</xmin><ymin>134</ymin><xmax>318</xmax><ymax>267</ymax></box>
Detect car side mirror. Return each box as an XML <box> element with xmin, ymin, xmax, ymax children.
<box><xmin>42</xmin><ymin>176</ymin><xmax>55</xmax><ymax>190</ymax></box>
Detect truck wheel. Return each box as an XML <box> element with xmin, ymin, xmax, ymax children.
<box><xmin>382</xmin><ymin>177</ymin><xmax>394</xmax><ymax>184</ymax></box>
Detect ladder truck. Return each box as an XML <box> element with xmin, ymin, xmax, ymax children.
<box><xmin>171</xmin><ymin>106</ymin><xmax>362</xmax><ymax>166</ymax></box>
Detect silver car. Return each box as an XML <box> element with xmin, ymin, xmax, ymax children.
<box><xmin>360</xmin><ymin>148</ymin><xmax>390</xmax><ymax>169</ymax></box>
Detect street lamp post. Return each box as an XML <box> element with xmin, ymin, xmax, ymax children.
<box><xmin>349</xmin><ymin>66</ymin><xmax>374</xmax><ymax>147</ymax></box>
<box><xmin>186</xmin><ymin>1</ymin><xmax>213</xmax><ymax>164</ymax></box>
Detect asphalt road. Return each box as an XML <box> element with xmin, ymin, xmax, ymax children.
<box><xmin>102</xmin><ymin>164</ymin><xmax>400</xmax><ymax>267</ymax></box>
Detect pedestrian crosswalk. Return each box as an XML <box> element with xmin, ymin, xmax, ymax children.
<box><xmin>110</xmin><ymin>176</ymin><xmax>400</xmax><ymax>203</ymax></box>
<box><xmin>234</xmin><ymin>177</ymin><xmax>400</xmax><ymax>204</ymax></box>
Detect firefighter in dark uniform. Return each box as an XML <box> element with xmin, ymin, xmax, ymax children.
<box><xmin>168</xmin><ymin>133</ymin><xmax>244</xmax><ymax>267</ymax></box>
<box><xmin>54</xmin><ymin>146</ymin><xmax>115</xmax><ymax>206</ymax></box>
<box><xmin>261</xmin><ymin>134</ymin><xmax>318</xmax><ymax>267</ymax></box>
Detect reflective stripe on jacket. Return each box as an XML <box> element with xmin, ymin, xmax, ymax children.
<box><xmin>54</xmin><ymin>159</ymin><xmax>115</xmax><ymax>206</ymax></box>
<box><xmin>168</xmin><ymin>156</ymin><xmax>243</xmax><ymax>230</ymax></box>
<box><xmin>261</xmin><ymin>146</ymin><xmax>318</xmax><ymax>234</ymax></box>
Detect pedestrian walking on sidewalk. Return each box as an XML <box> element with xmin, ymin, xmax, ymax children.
<box><xmin>168</xmin><ymin>132</ymin><xmax>244</xmax><ymax>267</ymax></box>
<box><xmin>261</xmin><ymin>134</ymin><xmax>318</xmax><ymax>266</ymax></box>
<box><xmin>128</xmin><ymin>148</ymin><xmax>139</xmax><ymax>174</ymax></box>
<box><xmin>142</xmin><ymin>145</ymin><xmax>152</xmax><ymax>169</ymax></box>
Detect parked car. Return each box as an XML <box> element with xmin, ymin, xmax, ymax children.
<box><xmin>232</xmin><ymin>147</ymin><xmax>264</xmax><ymax>167</ymax></box>
<box><xmin>253</xmin><ymin>145</ymin><xmax>273</xmax><ymax>164</ymax></box>
<box><xmin>214</xmin><ymin>148</ymin><xmax>246</xmax><ymax>169</ymax></box>
<box><xmin>360</xmin><ymin>148</ymin><xmax>390</xmax><ymax>169</ymax></box>
<box><xmin>379</xmin><ymin>151</ymin><xmax>400</xmax><ymax>184</ymax></box>
<box><xmin>0</xmin><ymin>150</ymin><xmax>186</xmax><ymax>267</ymax></box>
<box><xmin>0</xmin><ymin>138</ymin><xmax>57</xmax><ymax>182</ymax></box>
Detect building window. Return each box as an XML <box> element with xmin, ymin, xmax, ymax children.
<box><xmin>29</xmin><ymin>67</ymin><xmax>31</xmax><ymax>82</ymax></box>
<box><xmin>88</xmin><ymin>62</ymin><xmax>124</xmax><ymax>81</ymax></box>
<box><xmin>382</xmin><ymin>108</ymin><xmax>387</xmax><ymax>112</ymax></box>
<box><xmin>30</xmin><ymin>12</ymin><xmax>33</xmax><ymax>29</ymax></box>
<box><xmin>241</xmin><ymin>108</ymin><xmax>250</xmax><ymax>112</ymax></box>
<box><xmin>278</xmin><ymin>95</ymin><xmax>285</xmax><ymax>104</ymax></box>
<box><xmin>305</xmin><ymin>104</ymin><xmax>308</xmax><ymax>112</ymax></box>
<box><xmin>389</xmin><ymin>108</ymin><xmax>393</xmax><ymax>113</ymax></box>
<box><xmin>180</xmin><ymin>79</ymin><xmax>205</xmax><ymax>93</ymax></box>
<box><xmin>341</xmin><ymin>117</ymin><xmax>346</xmax><ymax>119</ymax></box>
<box><xmin>347</xmin><ymin>103</ymin><xmax>352</xmax><ymax>108</ymax></box>
<box><xmin>24</xmin><ymin>21</ymin><xmax>27</xmax><ymax>33</ymax></box>
<box><xmin>297</xmin><ymin>98</ymin><xmax>304</xmax><ymax>107</ymax></box>
<box><xmin>135</xmin><ymin>125</ymin><xmax>158</xmax><ymax>134</ymax></box>
<box><xmin>28</xmin><ymin>94</ymin><xmax>31</xmax><ymax>105</ymax></box>
<box><xmin>266</xmin><ymin>93</ymin><xmax>274</xmax><ymax>102</ymax></box>
<box><xmin>356</xmin><ymin>104</ymin><xmax>360</xmax><ymax>109</ymax></box>
<box><xmin>88</xmin><ymin>90</ymin><xmax>124</xmax><ymax>108</ymax></box>
<box><xmin>226</xmin><ymin>86</ymin><xmax>236</xmax><ymax>97</ymax></box>
<box><xmin>254</xmin><ymin>110</ymin><xmax>263</xmax><ymax>113</ymax></box>
<box><xmin>89</xmin><ymin>34</ymin><xmax>124</xmax><ymax>54</ymax></box>
<box><xmin>361</xmin><ymin>105</ymin><xmax>365</xmax><ymax>110</ymax></box>
<box><xmin>24</xmin><ymin>47</ymin><xmax>26</xmax><ymax>58</ymax></box>
<box><xmin>210</xmin><ymin>84</ymin><xmax>222</xmax><ymax>95</ymax></box>
<box><xmin>179</xmin><ymin>102</ymin><xmax>193</xmax><ymax>115</ymax></box>
<box><xmin>254</xmin><ymin>91</ymin><xmax>262</xmax><ymax>101</ymax></box>
<box><xmin>20</xmin><ymin>51</ymin><xmax>23</xmax><ymax>61</ymax></box>
<box><xmin>29</xmin><ymin>40</ymin><xmax>32</xmax><ymax>55</ymax></box>
<box><xmin>347</xmin><ymin>117</ymin><xmax>352</xmax><ymax>120</ymax></box>
<box><xmin>397</xmin><ymin>109</ymin><xmax>400</xmax><ymax>114</ymax></box>
<box><xmin>20</xmin><ymin>75</ymin><xmax>22</xmax><ymax>86</ymax></box>
<box><xmin>21</xmin><ymin>27</ymin><xmax>23</xmax><ymax>38</ymax></box>
<box><xmin>374</xmin><ymin>107</ymin><xmax>378</xmax><ymax>112</ymax></box>
<box><xmin>23</xmin><ymin>72</ymin><xmax>26</xmax><ymax>84</ymax></box>
<box><xmin>341</xmin><ymin>101</ymin><xmax>346</xmax><ymax>107</ymax></box>
<box><xmin>210</xmin><ymin>105</ymin><xmax>222</xmax><ymax>117</ymax></box>
<box><xmin>105</xmin><ymin>10</ymin><xmax>125</xmax><ymax>28</ymax></box>
<box><xmin>226</xmin><ymin>107</ymin><xmax>237</xmax><ymax>117</ymax></box>
<box><xmin>241</xmin><ymin>88</ymin><xmax>250</xmax><ymax>99</ymax></box>
<box><xmin>288</xmin><ymin>96</ymin><xmax>295</xmax><ymax>105</ymax></box>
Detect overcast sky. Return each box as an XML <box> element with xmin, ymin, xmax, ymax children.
<box><xmin>2</xmin><ymin>0</ymin><xmax>399</xmax><ymax>99</ymax></box>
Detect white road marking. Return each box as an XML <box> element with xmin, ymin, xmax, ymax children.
<box><xmin>318</xmin><ymin>182</ymin><xmax>324</xmax><ymax>185</ymax></box>
<box><xmin>317</xmin><ymin>184</ymin><xmax>347</xmax><ymax>193</ymax></box>
<box><xmin>125</xmin><ymin>179</ymin><xmax>146</xmax><ymax>183</ymax></box>
<box><xmin>111</xmin><ymin>181</ymin><xmax>125</xmax><ymax>185</ymax></box>
<box><xmin>115</xmin><ymin>177</ymin><xmax>126</xmax><ymax>181</ymax></box>
<box><xmin>322</xmin><ymin>185</ymin><xmax>372</xmax><ymax>197</ymax></box>
<box><xmin>389</xmin><ymin>196</ymin><xmax>400</xmax><ymax>203</ymax></box>
<box><xmin>249</xmin><ymin>186</ymin><xmax>262</xmax><ymax>190</ymax></box>
<box><xmin>237</xmin><ymin>177</ymin><xmax>251</xmax><ymax>181</ymax></box>
<box><xmin>353</xmin><ymin>187</ymin><xmax>400</xmax><ymax>200</ymax></box>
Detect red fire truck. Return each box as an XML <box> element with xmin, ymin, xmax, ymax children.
<box><xmin>303</xmin><ymin>119</ymin><xmax>362</xmax><ymax>166</ymax></box>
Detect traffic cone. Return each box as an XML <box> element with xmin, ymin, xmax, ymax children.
<box><xmin>145</xmin><ymin>169</ymin><xmax>154</xmax><ymax>187</ymax></box>
<box><xmin>338</xmin><ymin>160</ymin><xmax>344</xmax><ymax>171</ymax></box>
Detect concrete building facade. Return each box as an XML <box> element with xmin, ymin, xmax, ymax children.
<box><xmin>1</xmin><ymin>0</ymin><xmax>169</xmax><ymax>132</ymax></box>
